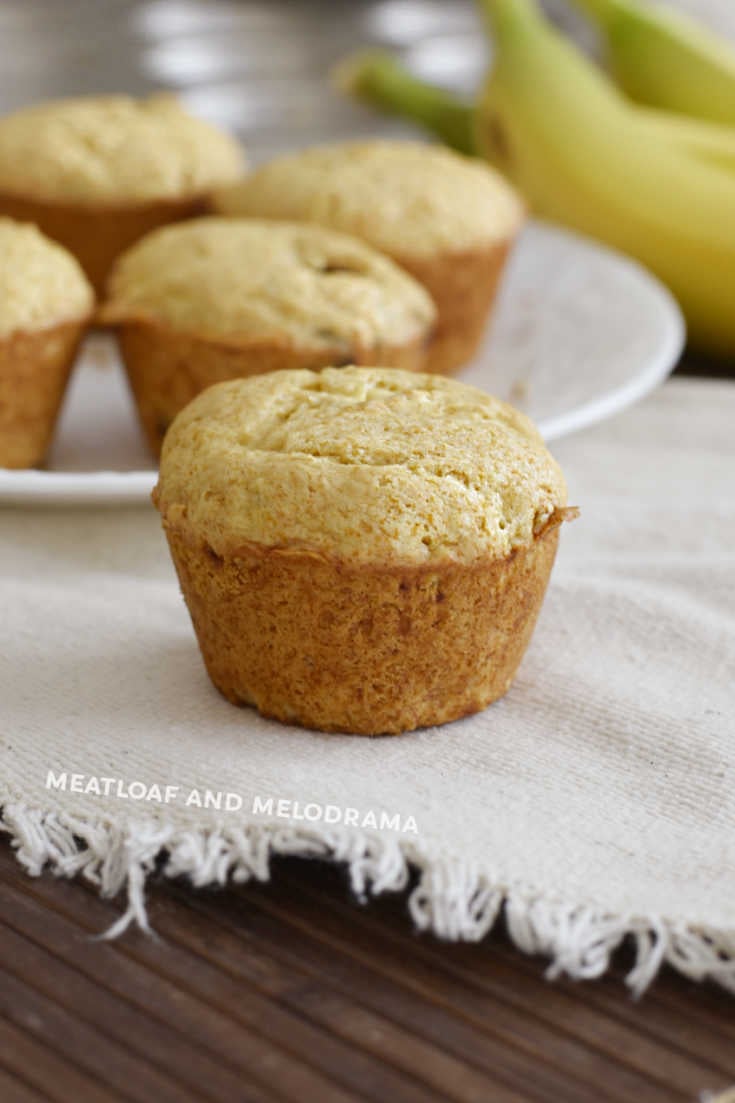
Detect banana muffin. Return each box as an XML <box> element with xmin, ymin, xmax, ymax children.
<box><xmin>100</xmin><ymin>217</ymin><xmax>436</xmax><ymax>455</ymax></box>
<box><xmin>153</xmin><ymin>367</ymin><xmax>573</xmax><ymax>735</ymax></box>
<box><xmin>0</xmin><ymin>95</ymin><xmax>245</xmax><ymax>291</ymax></box>
<box><xmin>0</xmin><ymin>218</ymin><xmax>94</xmax><ymax>468</ymax></box>
<box><xmin>213</xmin><ymin>140</ymin><xmax>524</xmax><ymax>375</ymax></box>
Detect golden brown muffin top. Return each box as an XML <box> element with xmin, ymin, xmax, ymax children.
<box><xmin>213</xmin><ymin>140</ymin><xmax>524</xmax><ymax>259</ymax></box>
<box><xmin>0</xmin><ymin>95</ymin><xmax>245</xmax><ymax>203</ymax></box>
<box><xmin>155</xmin><ymin>367</ymin><xmax>567</xmax><ymax>566</ymax></box>
<box><xmin>0</xmin><ymin>218</ymin><xmax>94</xmax><ymax>336</ymax></box>
<box><xmin>101</xmin><ymin>217</ymin><xmax>436</xmax><ymax>348</ymax></box>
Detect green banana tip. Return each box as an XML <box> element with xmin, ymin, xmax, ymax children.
<box><xmin>330</xmin><ymin>49</ymin><xmax>396</xmax><ymax>98</ymax></box>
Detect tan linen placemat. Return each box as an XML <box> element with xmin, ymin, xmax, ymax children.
<box><xmin>1</xmin><ymin>378</ymin><xmax>733</xmax><ymax>993</ymax></box>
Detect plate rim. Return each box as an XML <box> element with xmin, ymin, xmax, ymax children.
<box><xmin>535</xmin><ymin>248</ymin><xmax>685</xmax><ymax>442</ymax></box>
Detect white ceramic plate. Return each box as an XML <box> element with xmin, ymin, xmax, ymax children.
<box><xmin>0</xmin><ymin>221</ymin><xmax>684</xmax><ymax>506</ymax></box>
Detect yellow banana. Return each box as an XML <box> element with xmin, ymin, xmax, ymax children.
<box><xmin>637</xmin><ymin>108</ymin><xmax>735</xmax><ymax>172</ymax></box>
<box><xmin>338</xmin><ymin>49</ymin><xmax>735</xmax><ymax>173</ymax></box>
<box><xmin>571</xmin><ymin>0</ymin><xmax>735</xmax><ymax>126</ymax></box>
<box><xmin>336</xmin><ymin>4</ymin><xmax>735</xmax><ymax>353</ymax></box>
<box><xmin>475</xmin><ymin>0</ymin><xmax>735</xmax><ymax>356</ymax></box>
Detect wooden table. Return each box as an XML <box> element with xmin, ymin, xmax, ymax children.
<box><xmin>1</xmin><ymin>836</ymin><xmax>734</xmax><ymax>1103</ymax></box>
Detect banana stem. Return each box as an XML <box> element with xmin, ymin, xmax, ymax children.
<box><xmin>333</xmin><ymin>50</ymin><xmax>477</xmax><ymax>154</ymax></box>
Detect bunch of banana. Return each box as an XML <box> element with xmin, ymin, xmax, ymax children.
<box><xmin>338</xmin><ymin>0</ymin><xmax>735</xmax><ymax>357</ymax></box>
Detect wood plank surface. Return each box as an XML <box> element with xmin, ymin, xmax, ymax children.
<box><xmin>0</xmin><ymin>840</ymin><xmax>733</xmax><ymax>1103</ymax></box>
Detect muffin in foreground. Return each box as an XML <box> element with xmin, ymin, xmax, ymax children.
<box><xmin>213</xmin><ymin>140</ymin><xmax>524</xmax><ymax>375</ymax></box>
<box><xmin>101</xmin><ymin>217</ymin><xmax>436</xmax><ymax>456</ymax></box>
<box><xmin>0</xmin><ymin>95</ymin><xmax>245</xmax><ymax>291</ymax></box>
<box><xmin>154</xmin><ymin>367</ymin><xmax>573</xmax><ymax>736</ymax></box>
<box><xmin>0</xmin><ymin>218</ymin><xmax>94</xmax><ymax>468</ymax></box>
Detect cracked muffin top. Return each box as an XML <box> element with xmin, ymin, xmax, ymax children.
<box><xmin>213</xmin><ymin>140</ymin><xmax>525</xmax><ymax>259</ymax></box>
<box><xmin>155</xmin><ymin>366</ymin><xmax>567</xmax><ymax>566</ymax></box>
<box><xmin>0</xmin><ymin>218</ymin><xmax>93</xmax><ymax>337</ymax></box>
<box><xmin>0</xmin><ymin>95</ymin><xmax>245</xmax><ymax>203</ymax></box>
<box><xmin>101</xmin><ymin>217</ymin><xmax>436</xmax><ymax>350</ymax></box>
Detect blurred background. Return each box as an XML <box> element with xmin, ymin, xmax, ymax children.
<box><xmin>1</xmin><ymin>0</ymin><xmax>733</xmax><ymax>160</ymax></box>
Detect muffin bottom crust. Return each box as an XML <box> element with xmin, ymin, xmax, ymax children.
<box><xmin>0</xmin><ymin>320</ymin><xmax>88</xmax><ymax>468</ymax></box>
<box><xmin>162</xmin><ymin>519</ymin><xmax>561</xmax><ymax>736</ymax></box>
<box><xmin>118</xmin><ymin>321</ymin><xmax>431</xmax><ymax>457</ymax></box>
<box><xmin>0</xmin><ymin>191</ymin><xmax>209</xmax><ymax>294</ymax></box>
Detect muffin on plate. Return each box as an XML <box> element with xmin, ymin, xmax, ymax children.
<box><xmin>213</xmin><ymin>140</ymin><xmax>524</xmax><ymax>375</ymax></box>
<box><xmin>153</xmin><ymin>367</ymin><xmax>573</xmax><ymax>736</ymax></box>
<box><xmin>0</xmin><ymin>95</ymin><xmax>245</xmax><ymax>292</ymax></box>
<box><xmin>100</xmin><ymin>217</ymin><xmax>436</xmax><ymax>456</ymax></box>
<box><xmin>0</xmin><ymin>218</ymin><xmax>94</xmax><ymax>469</ymax></box>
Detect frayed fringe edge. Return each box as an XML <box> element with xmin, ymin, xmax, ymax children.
<box><xmin>2</xmin><ymin>801</ymin><xmax>734</xmax><ymax>997</ymax></box>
